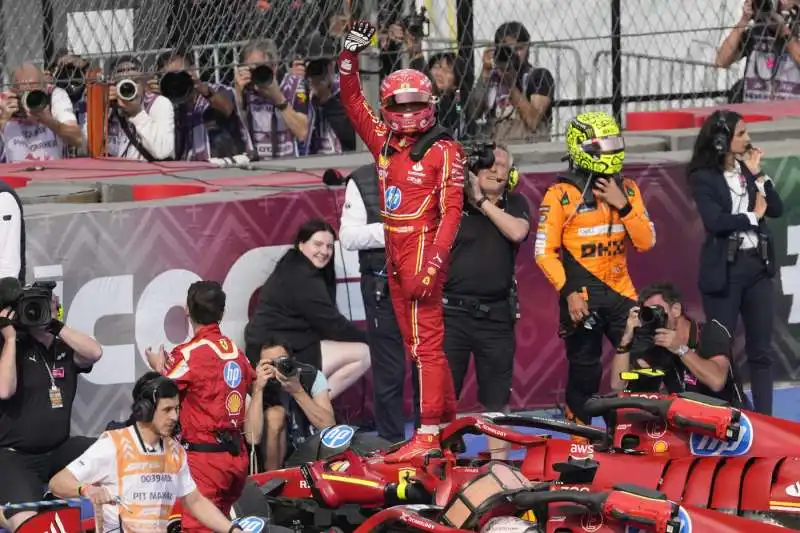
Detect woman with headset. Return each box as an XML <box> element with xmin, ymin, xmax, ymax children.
<box><xmin>49</xmin><ymin>372</ymin><xmax>255</xmax><ymax>533</ymax></box>
<box><xmin>442</xmin><ymin>144</ymin><xmax>529</xmax><ymax>460</ymax></box>
<box><xmin>687</xmin><ymin>110</ymin><xmax>784</xmax><ymax>415</ymax></box>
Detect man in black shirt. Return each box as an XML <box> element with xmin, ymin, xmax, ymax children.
<box><xmin>0</xmin><ymin>279</ymin><xmax>103</xmax><ymax>531</ymax></box>
<box><xmin>610</xmin><ymin>282</ymin><xmax>747</xmax><ymax>407</ymax></box>
<box><xmin>443</xmin><ymin>145</ymin><xmax>530</xmax><ymax>458</ymax></box>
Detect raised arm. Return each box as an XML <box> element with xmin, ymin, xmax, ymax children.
<box><xmin>338</xmin><ymin>20</ymin><xmax>388</xmax><ymax>157</ymax></box>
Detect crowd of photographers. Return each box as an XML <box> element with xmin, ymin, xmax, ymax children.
<box><xmin>0</xmin><ymin>13</ymin><xmax>556</xmax><ymax>164</ymax></box>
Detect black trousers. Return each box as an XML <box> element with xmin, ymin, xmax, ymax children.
<box><xmin>560</xmin><ymin>288</ymin><xmax>635</xmax><ymax>425</ymax></box>
<box><xmin>702</xmin><ymin>250</ymin><xmax>775</xmax><ymax>415</ymax></box>
<box><xmin>0</xmin><ymin>437</ymin><xmax>95</xmax><ymax>518</ymax></box>
<box><xmin>444</xmin><ymin>305</ymin><xmax>515</xmax><ymax>411</ymax></box>
<box><xmin>361</xmin><ymin>272</ymin><xmax>419</xmax><ymax>442</ymax></box>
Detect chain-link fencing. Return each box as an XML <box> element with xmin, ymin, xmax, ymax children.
<box><xmin>0</xmin><ymin>0</ymin><xmax>760</xmax><ymax>148</ymax></box>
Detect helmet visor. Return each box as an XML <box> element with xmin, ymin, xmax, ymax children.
<box><xmin>582</xmin><ymin>135</ymin><xmax>625</xmax><ymax>155</ymax></box>
<box><xmin>383</xmin><ymin>91</ymin><xmax>431</xmax><ymax>107</ymax></box>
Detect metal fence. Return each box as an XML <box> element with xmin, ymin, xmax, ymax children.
<box><xmin>1</xmin><ymin>0</ymin><xmax>750</xmax><ymax>141</ymax></box>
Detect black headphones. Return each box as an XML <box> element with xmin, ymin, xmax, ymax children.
<box><xmin>132</xmin><ymin>376</ymin><xmax>169</xmax><ymax>423</ymax></box>
<box><xmin>712</xmin><ymin>112</ymin><xmax>733</xmax><ymax>155</ymax></box>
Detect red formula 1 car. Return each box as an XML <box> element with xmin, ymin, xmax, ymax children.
<box><xmin>584</xmin><ymin>391</ymin><xmax>800</xmax><ymax>459</ymax></box>
<box><xmin>354</xmin><ymin>462</ymin><xmax>790</xmax><ymax>533</ymax></box>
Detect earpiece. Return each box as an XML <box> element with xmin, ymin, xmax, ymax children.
<box><xmin>712</xmin><ymin>112</ymin><xmax>732</xmax><ymax>155</ymax></box>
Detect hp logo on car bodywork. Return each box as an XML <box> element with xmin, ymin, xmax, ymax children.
<box><xmin>689</xmin><ymin>413</ymin><xmax>753</xmax><ymax>457</ymax></box>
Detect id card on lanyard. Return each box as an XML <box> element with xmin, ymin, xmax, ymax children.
<box><xmin>38</xmin><ymin>350</ymin><xmax>63</xmax><ymax>409</ymax></box>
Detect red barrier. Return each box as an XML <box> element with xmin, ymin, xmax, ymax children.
<box><xmin>131</xmin><ymin>183</ymin><xmax>213</xmax><ymax>201</ymax></box>
<box><xmin>0</xmin><ymin>176</ymin><xmax>31</xmax><ymax>188</ymax></box>
<box><xmin>625</xmin><ymin>111</ymin><xmax>695</xmax><ymax>131</ymax></box>
<box><xmin>693</xmin><ymin>113</ymin><xmax>773</xmax><ymax>128</ymax></box>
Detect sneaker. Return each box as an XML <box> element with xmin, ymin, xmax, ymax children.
<box><xmin>384</xmin><ymin>432</ymin><xmax>440</xmax><ymax>463</ymax></box>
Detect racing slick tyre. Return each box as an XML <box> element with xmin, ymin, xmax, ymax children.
<box><xmin>231</xmin><ymin>478</ymin><xmax>273</xmax><ymax>522</ymax></box>
<box><xmin>284</xmin><ymin>427</ymin><xmax>393</xmax><ymax>467</ymax></box>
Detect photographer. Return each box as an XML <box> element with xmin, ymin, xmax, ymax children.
<box><xmin>465</xmin><ymin>22</ymin><xmax>554</xmax><ymax>143</ymax></box>
<box><xmin>257</xmin><ymin>340</ymin><xmax>335</xmax><ymax>471</ymax></box>
<box><xmin>0</xmin><ymin>278</ymin><xmax>103</xmax><ymax>532</ymax></box>
<box><xmin>152</xmin><ymin>49</ymin><xmax>245</xmax><ymax>161</ymax></box>
<box><xmin>534</xmin><ymin>112</ymin><xmax>655</xmax><ymax>428</ymax></box>
<box><xmin>0</xmin><ymin>63</ymin><xmax>82</xmax><ymax>162</ymax></box>
<box><xmin>716</xmin><ymin>0</ymin><xmax>800</xmax><ymax>101</ymax></box>
<box><xmin>445</xmin><ymin>144</ymin><xmax>529</xmax><ymax>459</ymax></box>
<box><xmin>235</xmin><ymin>39</ymin><xmax>309</xmax><ymax>159</ymax></box>
<box><xmin>610</xmin><ymin>282</ymin><xmax>746</xmax><ymax>406</ymax></box>
<box><xmin>378</xmin><ymin>8</ymin><xmax>428</xmax><ymax>77</ymax></box>
<box><xmin>299</xmin><ymin>34</ymin><xmax>356</xmax><ymax>155</ymax></box>
<box><xmin>427</xmin><ymin>53</ymin><xmax>463</xmax><ymax>136</ymax></box>
<box><xmin>49</xmin><ymin>49</ymin><xmax>88</xmax><ymax>130</ymax></box>
<box><xmin>687</xmin><ymin>111</ymin><xmax>783</xmax><ymax>415</ymax></box>
<box><xmin>106</xmin><ymin>56</ymin><xmax>175</xmax><ymax>161</ymax></box>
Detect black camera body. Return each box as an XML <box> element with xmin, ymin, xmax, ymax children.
<box><xmin>160</xmin><ymin>70</ymin><xmax>195</xmax><ymax>105</ymax></box>
<box><xmin>403</xmin><ymin>7</ymin><xmax>430</xmax><ymax>39</ymax></box>
<box><xmin>250</xmin><ymin>65</ymin><xmax>274</xmax><ymax>87</ymax></box>
<box><xmin>494</xmin><ymin>45</ymin><xmax>521</xmax><ymax>72</ymax></box>
<box><xmin>629</xmin><ymin>305</ymin><xmax>669</xmax><ymax>361</ymax></box>
<box><xmin>306</xmin><ymin>58</ymin><xmax>330</xmax><ymax>79</ymax></box>
<box><xmin>639</xmin><ymin>305</ymin><xmax>668</xmax><ymax>330</ymax></box>
<box><xmin>54</xmin><ymin>64</ymin><xmax>86</xmax><ymax>104</ymax></box>
<box><xmin>271</xmin><ymin>355</ymin><xmax>298</xmax><ymax>379</ymax></box>
<box><xmin>464</xmin><ymin>141</ymin><xmax>496</xmax><ymax>174</ymax></box>
<box><xmin>0</xmin><ymin>280</ymin><xmax>56</xmax><ymax>328</ymax></box>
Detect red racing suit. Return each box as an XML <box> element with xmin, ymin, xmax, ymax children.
<box><xmin>165</xmin><ymin>324</ymin><xmax>254</xmax><ymax>532</ymax></box>
<box><xmin>338</xmin><ymin>49</ymin><xmax>463</xmax><ymax>426</ymax></box>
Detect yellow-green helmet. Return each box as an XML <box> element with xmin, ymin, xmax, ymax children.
<box><xmin>565</xmin><ymin>111</ymin><xmax>626</xmax><ymax>175</ymax></box>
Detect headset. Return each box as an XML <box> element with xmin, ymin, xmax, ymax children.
<box><xmin>132</xmin><ymin>375</ymin><xmax>170</xmax><ymax>423</ymax></box>
<box><xmin>507</xmin><ymin>165</ymin><xmax>520</xmax><ymax>191</ymax></box>
<box><xmin>712</xmin><ymin>111</ymin><xmax>733</xmax><ymax>155</ymax></box>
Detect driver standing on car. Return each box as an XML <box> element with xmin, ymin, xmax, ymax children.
<box><xmin>145</xmin><ymin>281</ymin><xmax>268</xmax><ymax>531</ymax></box>
<box><xmin>534</xmin><ymin>111</ymin><xmax>655</xmax><ymax>430</ymax></box>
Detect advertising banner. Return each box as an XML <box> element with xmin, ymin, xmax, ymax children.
<box><xmin>25</xmin><ymin>157</ymin><xmax>800</xmax><ymax>436</ymax></box>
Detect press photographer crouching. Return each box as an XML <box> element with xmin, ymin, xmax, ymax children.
<box><xmin>258</xmin><ymin>339</ymin><xmax>335</xmax><ymax>470</ymax></box>
<box><xmin>106</xmin><ymin>56</ymin><xmax>175</xmax><ymax>161</ymax></box>
<box><xmin>0</xmin><ymin>62</ymin><xmax>82</xmax><ymax>162</ymax></box>
<box><xmin>444</xmin><ymin>144</ymin><xmax>529</xmax><ymax>459</ymax></box>
<box><xmin>610</xmin><ymin>282</ymin><xmax>746</xmax><ymax>407</ymax></box>
<box><xmin>0</xmin><ymin>278</ymin><xmax>103</xmax><ymax>532</ymax></box>
<box><xmin>153</xmin><ymin>49</ymin><xmax>247</xmax><ymax>163</ymax></box>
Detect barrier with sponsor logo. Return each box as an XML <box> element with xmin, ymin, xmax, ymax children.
<box><xmin>25</xmin><ymin>156</ymin><xmax>800</xmax><ymax>437</ymax></box>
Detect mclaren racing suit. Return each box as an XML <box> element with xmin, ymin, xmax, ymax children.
<box><xmin>338</xmin><ymin>49</ymin><xmax>462</xmax><ymax>426</ymax></box>
<box><xmin>534</xmin><ymin>175</ymin><xmax>655</xmax><ymax>425</ymax></box>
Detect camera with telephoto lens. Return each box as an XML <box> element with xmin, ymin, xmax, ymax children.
<box><xmin>250</xmin><ymin>65</ymin><xmax>274</xmax><ymax>86</ymax></box>
<box><xmin>0</xmin><ymin>280</ymin><xmax>56</xmax><ymax>328</ymax></box>
<box><xmin>160</xmin><ymin>70</ymin><xmax>195</xmax><ymax>104</ymax></box>
<box><xmin>494</xmin><ymin>45</ymin><xmax>521</xmax><ymax>72</ymax></box>
<box><xmin>403</xmin><ymin>6</ymin><xmax>430</xmax><ymax>39</ymax></box>
<box><xmin>639</xmin><ymin>305</ymin><xmax>668</xmax><ymax>331</ymax></box>
<box><xmin>13</xmin><ymin>90</ymin><xmax>51</xmax><ymax>118</ymax></box>
<box><xmin>54</xmin><ymin>64</ymin><xmax>86</xmax><ymax>103</ymax></box>
<box><xmin>464</xmin><ymin>141</ymin><xmax>496</xmax><ymax>173</ymax></box>
<box><xmin>629</xmin><ymin>305</ymin><xmax>669</xmax><ymax>363</ymax></box>
<box><xmin>271</xmin><ymin>355</ymin><xmax>298</xmax><ymax>379</ymax></box>
<box><xmin>306</xmin><ymin>58</ymin><xmax>330</xmax><ymax>79</ymax></box>
<box><xmin>116</xmin><ymin>79</ymin><xmax>139</xmax><ymax>102</ymax></box>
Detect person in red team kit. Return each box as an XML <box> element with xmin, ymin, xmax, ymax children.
<box><xmin>146</xmin><ymin>281</ymin><xmax>267</xmax><ymax>532</ymax></box>
<box><xmin>339</xmin><ymin>20</ymin><xmax>465</xmax><ymax>460</ymax></box>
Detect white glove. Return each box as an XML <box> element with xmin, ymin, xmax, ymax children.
<box><xmin>343</xmin><ymin>20</ymin><xmax>376</xmax><ymax>53</ymax></box>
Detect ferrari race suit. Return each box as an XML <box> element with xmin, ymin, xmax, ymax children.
<box><xmin>338</xmin><ymin>49</ymin><xmax>463</xmax><ymax>427</ymax></box>
<box><xmin>165</xmin><ymin>324</ymin><xmax>254</xmax><ymax>532</ymax></box>
<box><xmin>534</xmin><ymin>175</ymin><xmax>656</xmax><ymax>425</ymax></box>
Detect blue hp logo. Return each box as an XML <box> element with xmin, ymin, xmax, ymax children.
<box><xmin>625</xmin><ymin>505</ymin><xmax>691</xmax><ymax>533</ymax></box>
<box><xmin>689</xmin><ymin>413</ymin><xmax>753</xmax><ymax>457</ymax></box>
<box><xmin>385</xmin><ymin>186</ymin><xmax>402</xmax><ymax>211</ymax></box>
<box><xmin>321</xmin><ymin>425</ymin><xmax>356</xmax><ymax>448</ymax></box>
<box><xmin>235</xmin><ymin>516</ymin><xmax>265</xmax><ymax>532</ymax></box>
<box><xmin>223</xmin><ymin>361</ymin><xmax>242</xmax><ymax>389</ymax></box>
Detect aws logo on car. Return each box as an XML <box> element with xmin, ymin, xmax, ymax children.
<box><xmin>689</xmin><ymin>413</ymin><xmax>753</xmax><ymax>457</ymax></box>
<box><xmin>625</xmin><ymin>505</ymin><xmax>692</xmax><ymax>533</ymax></box>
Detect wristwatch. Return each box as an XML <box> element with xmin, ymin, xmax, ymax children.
<box><xmin>275</xmin><ymin>100</ymin><xmax>289</xmax><ymax>111</ymax></box>
<box><xmin>476</xmin><ymin>196</ymin><xmax>489</xmax><ymax>210</ymax></box>
<box><xmin>675</xmin><ymin>345</ymin><xmax>690</xmax><ymax>358</ymax></box>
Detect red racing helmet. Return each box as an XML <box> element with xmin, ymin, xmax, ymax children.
<box><xmin>379</xmin><ymin>69</ymin><xmax>436</xmax><ymax>135</ymax></box>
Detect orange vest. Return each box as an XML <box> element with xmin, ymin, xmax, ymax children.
<box><xmin>107</xmin><ymin>428</ymin><xmax>186</xmax><ymax>533</ymax></box>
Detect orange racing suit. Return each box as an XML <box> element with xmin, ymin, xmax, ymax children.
<box><xmin>534</xmin><ymin>175</ymin><xmax>656</xmax><ymax>424</ymax></box>
<box><xmin>338</xmin><ymin>49</ymin><xmax>462</xmax><ymax>426</ymax></box>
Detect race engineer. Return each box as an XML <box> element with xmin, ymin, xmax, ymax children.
<box><xmin>533</xmin><ymin>111</ymin><xmax>656</xmax><ymax>428</ymax></box>
<box><xmin>338</xmin><ymin>20</ymin><xmax>464</xmax><ymax>460</ymax></box>
<box><xmin>145</xmin><ymin>280</ymin><xmax>268</xmax><ymax>532</ymax></box>
<box><xmin>49</xmin><ymin>372</ymin><xmax>254</xmax><ymax>533</ymax></box>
